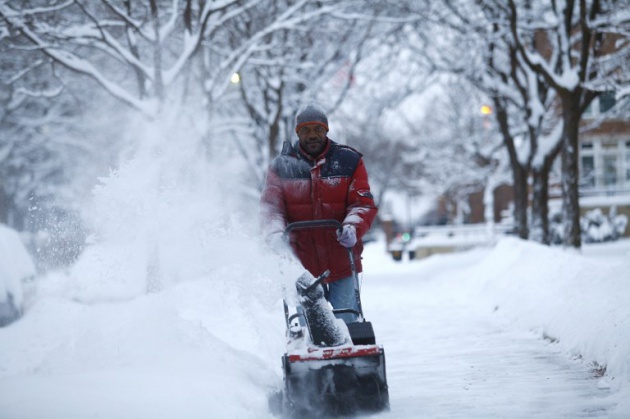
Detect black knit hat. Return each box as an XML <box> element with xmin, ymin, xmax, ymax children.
<box><xmin>295</xmin><ymin>103</ymin><xmax>329</xmax><ymax>133</ymax></box>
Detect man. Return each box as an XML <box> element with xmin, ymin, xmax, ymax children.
<box><xmin>260</xmin><ymin>102</ymin><xmax>378</xmax><ymax>323</ymax></box>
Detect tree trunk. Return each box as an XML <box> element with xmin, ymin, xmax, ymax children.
<box><xmin>124</xmin><ymin>0</ymin><xmax>147</xmax><ymax>99</ymax></box>
<box><xmin>0</xmin><ymin>181</ymin><xmax>7</xmax><ymax>224</ymax></box>
<box><xmin>530</xmin><ymin>132</ymin><xmax>562</xmax><ymax>245</ymax></box>
<box><xmin>512</xmin><ymin>163</ymin><xmax>529</xmax><ymax>239</ymax></box>
<box><xmin>531</xmin><ymin>165</ymin><xmax>550</xmax><ymax>244</ymax></box>
<box><xmin>561</xmin><ymin>94</ymin><xmax>582</xmax><ymax>249</ymax></box>
<box><xmin>268</xmin><ymin>85</ymin><xmax>284</xmax><ymax>160</ymax></box>
<box><xmin>494</xmin><ymin>99</ymin><xmax>529</xmax><ymax>239</ymax></box>
<box><xmin>149</xmin><ymin>0</ymin><xmax>165</xmax><ymax>102</ymax></box>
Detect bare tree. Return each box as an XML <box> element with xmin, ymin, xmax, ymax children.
<box><xmin>507</xmin><ymin>0</ymin><xmax>629</xmax><ymax>248</ymax></box>
<box><xmin>397</xmin><ymin>0</ymin><xmax>629</xmax><ymax>246</ymax></box>
<box><xmin>0</xmin><ymin>1</ymin><xmax>351</xmax><ymax>115</ymax></box>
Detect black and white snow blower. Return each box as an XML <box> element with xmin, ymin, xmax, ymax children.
<box><xmin>271</xmin><ymin>220</ymin><xmax>389</xmax><ymax>417</ymax></box>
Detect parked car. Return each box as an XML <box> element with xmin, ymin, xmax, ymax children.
<box><xmin>0</xmin><ymin>224</ymin><xmax>36</xmax><ymax>327</ymax></box>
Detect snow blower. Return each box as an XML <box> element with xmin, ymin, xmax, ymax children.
<box><xmin>271</xmin><ymin>220</ymin><xmax>389</xmax><ymax>417</ymax></box>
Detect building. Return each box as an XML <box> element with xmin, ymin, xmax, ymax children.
<box><xmin>431</xmin><ymin>92</ymin><xmax>630</xmax><ymax>239</ymax></box>
<box><xmin>576</xmin><ymin>93</ymin><xmax>630</xmax><ymax>236</ymax></box>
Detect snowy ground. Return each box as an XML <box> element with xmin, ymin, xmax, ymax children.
<box><xmin>361</xmin><ymin>238</ymin><xmax>630</xmax><ymax>418</ymax></box>
<box><xmin>1</xmin><ymin>236</ymin><xmax>629</xmax><ymax>418</ymax></box>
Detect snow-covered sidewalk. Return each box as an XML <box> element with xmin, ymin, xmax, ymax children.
<box><xmin>362</xmin><ymin>238</ymin><xmax>630</xmax><ymax>418</ymax></box>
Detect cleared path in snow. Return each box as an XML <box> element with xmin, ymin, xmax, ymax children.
<box><xmin>360</xmin><ymin>249</ymin><xmax>614</xmax><ymax>418</ymax></box>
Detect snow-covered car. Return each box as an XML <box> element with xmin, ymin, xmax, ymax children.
<box><xmin>0</xmin><ymin>224</ymin><xmax>36</xmax><ymax>327</ymax></box>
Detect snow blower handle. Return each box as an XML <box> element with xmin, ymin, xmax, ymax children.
<box><xmin>307</xmin><ymin>270</ymin><xmax>330</xmax><ymax>292</ymax></box>
<box><xmin>294</xmin><ymin>269</ymin><xmax>331</xmax><ymax>301</ymax></box>
<box><xmin>283</xmin><ymin>220</ymin><xmax>350</xmax><ymax>249</ymax></box>
<box><xmin>283</xmin><ymin>219</ymin><xmax>344</xmax><ymax>238</ymax></box>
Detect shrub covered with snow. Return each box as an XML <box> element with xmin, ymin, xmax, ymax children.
<box><xmin>581</xmin><ymin>207</ymin><xmax>628</xmax><ymax>243</ymax></box>
<box><xmin>550</xmin><ymin>206</ymin><xmax>628</xmax><ymax>244</ymax></box>
<box><xmin>0</xmin><ymin>224</ymin><xmax>36</xmax><ymax>326</ymax></box>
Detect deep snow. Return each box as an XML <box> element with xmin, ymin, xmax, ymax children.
<box><xmin>0</xmin><ymin>235</ymin><xmax>628</xmax><ymax>418</ymax></box>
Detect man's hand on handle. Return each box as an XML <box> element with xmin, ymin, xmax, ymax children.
<box><xmin>337</xmin><ymin>224</ymin><xmax>357</xmax><ymax>248</ymax></box>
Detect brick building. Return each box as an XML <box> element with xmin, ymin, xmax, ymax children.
<box><xmin>447</xmin><ymin>92</ymin><xmax>630</xmax><ymax>238</ymax></box>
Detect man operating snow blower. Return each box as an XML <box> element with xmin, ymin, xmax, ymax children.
<box><xmin>261</xmin><ymin>103</ymin><xmax>388</xmax><ymax>417</ymax></box>
<box><xmin>260</xmin><ymin>102</ymin><xmax>378</xmax><ymax>323</ymax></box>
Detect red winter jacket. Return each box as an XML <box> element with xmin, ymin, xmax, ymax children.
<box><xmin>260</xmin><ymin>139</ymin><xmax>378</xmax><ymax>283</ymax></box>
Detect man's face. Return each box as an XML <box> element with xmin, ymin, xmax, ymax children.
<box><xmin>297</xmin><ymin>124</ymin><xmax>328</xmax><ymax>157</ymax></box>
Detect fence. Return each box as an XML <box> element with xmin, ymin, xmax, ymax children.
<box><xmin>389</xmin><ymin>223</ymin><xmax>513</xmax><ymax>261</ymax></box>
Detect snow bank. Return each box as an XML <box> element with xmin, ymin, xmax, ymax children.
<box><xmin>0</xmin><ymin>279</ymin><xmax>285</xmax><ymax>418</ymax></box>
<box><xmin>0</xmin><ymin>235</ymin><xmax>301</xmax><ymax>418</ymax></box>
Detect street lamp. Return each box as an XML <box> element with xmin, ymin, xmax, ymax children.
<box><xmin>480</xmin><ymin>105</ymin><xmax>493</xmax><ymax>130</ymax></box>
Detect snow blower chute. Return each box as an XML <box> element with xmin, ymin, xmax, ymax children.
<box><xmin>272</xmin><ymin>220</ymin><xmax>389</xmax><ymax>417</ymax></box>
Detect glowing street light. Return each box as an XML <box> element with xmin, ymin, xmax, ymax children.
<box><xmin>230</xmin><ymin>72</ymin><xmax>241</xmax><ymax>84</ymax></box>
<box><xmin>480</xmin><ymin>105</ymin><xmax>493</xmax><ymax>115</ymax></box>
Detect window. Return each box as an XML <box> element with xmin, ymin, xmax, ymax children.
<box><xmin>603</xmin><ymin>155</ymin><xmax>618</xmax><ymax>186</ymax></box>
<box><xmin>580</xmin><ymin>137</ymin><xmax>630</xmax><ymax>190</ymax></box>
<box><xmin>583</xmin><ymin>102</ymin><xmax>594</xmax><ymax>117</ymax></box>
<box><xmin>599</xmin><ymin>91</ymin><xmax>616</xmax><ymax>113</ymax></box>
<box><xmin>581</xmin><ymin>156</ymin><xmax>595</xmax><ymax>187</ymax></box>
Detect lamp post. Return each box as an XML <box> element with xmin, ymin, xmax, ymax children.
<box><xmin>480</xmin><ymin>104</ymin><xmax>495</xmax><ymax>235</ymax></box>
